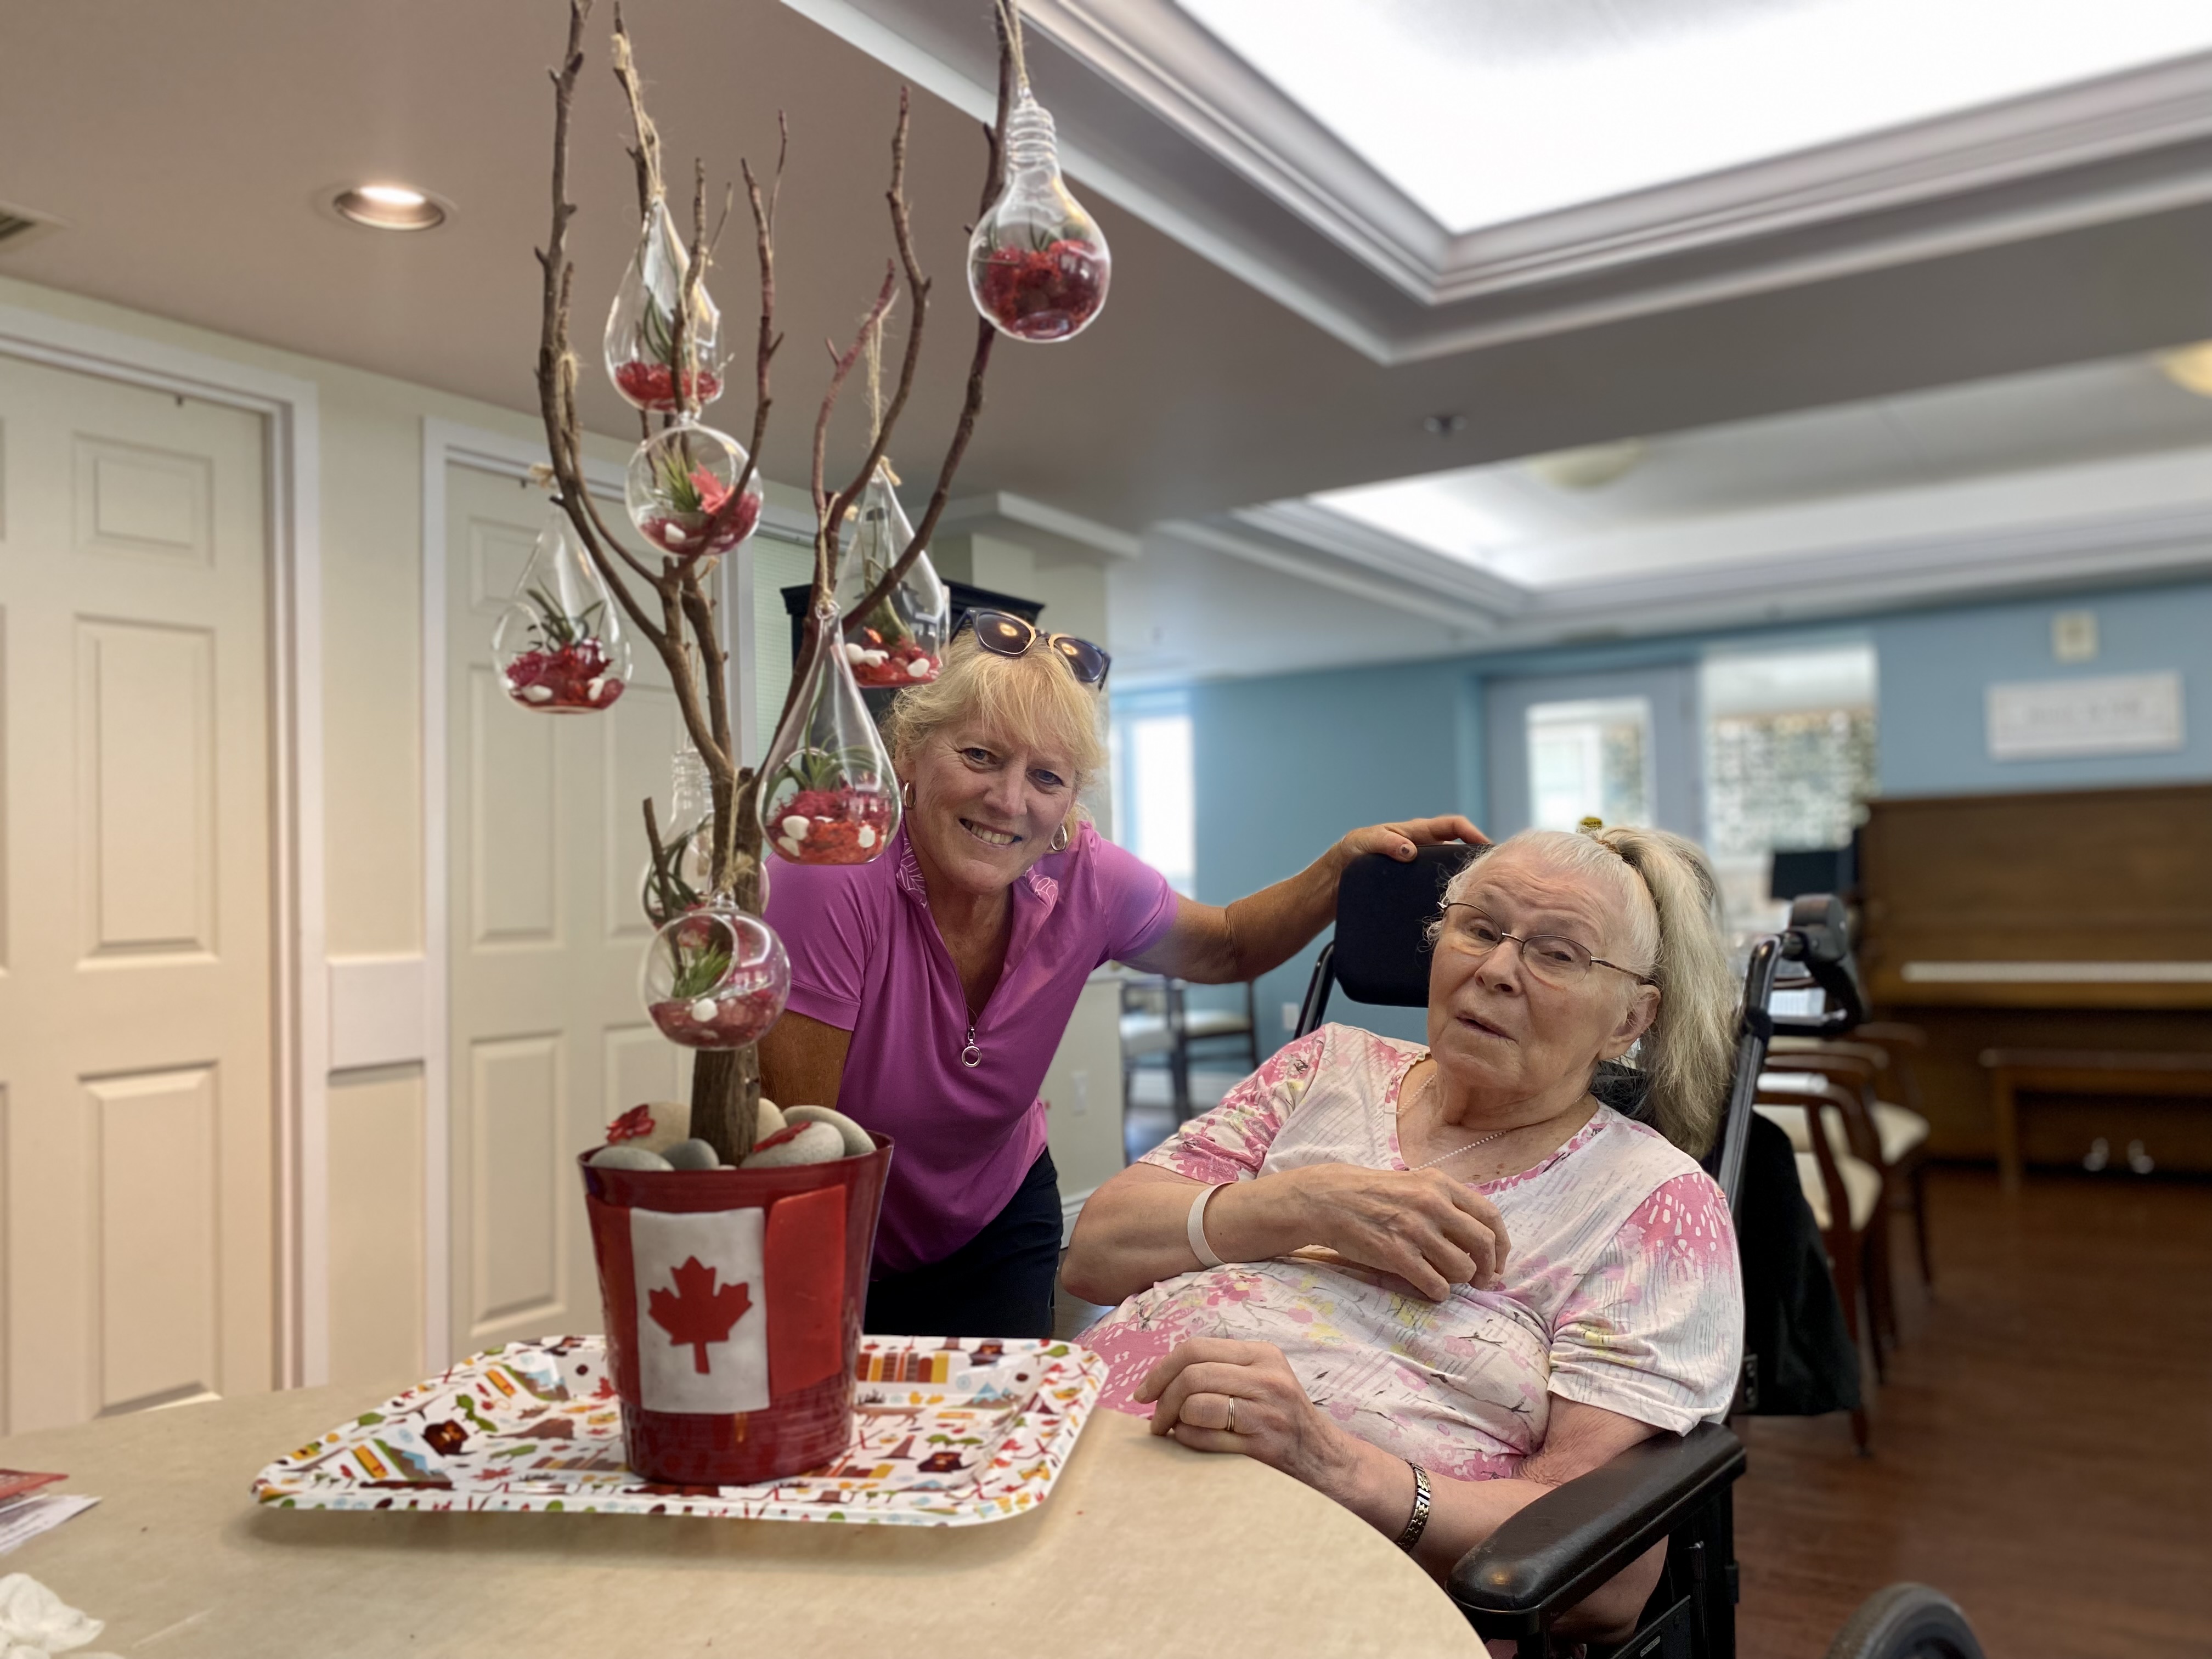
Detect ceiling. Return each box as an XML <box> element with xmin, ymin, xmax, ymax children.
<box><xmin>5</xmin><ymin>0</ymin><xmax>2212</xmax><ymax>686</ymax></box>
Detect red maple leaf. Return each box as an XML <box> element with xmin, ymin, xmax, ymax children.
<box><xmin>647</xmin><ymin>1256</ymin><xmax>753</xmax><ymax>1374</ymax></box>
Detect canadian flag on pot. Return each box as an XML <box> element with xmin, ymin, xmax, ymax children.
<box><xmin>610</xmin><ymin>1186</ymin><xmax>847</xmax><ymax>1413</ymax></box>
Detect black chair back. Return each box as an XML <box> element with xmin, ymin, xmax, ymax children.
<box><xmin>1294</xmin><ymin>845</ymin><xmax>1472</xmax><ymax>1035</ymax></box>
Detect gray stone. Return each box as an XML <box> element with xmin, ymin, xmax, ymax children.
<box><xmin>782</xmin><ymin>1104</ymin><xmax>872</xmax><ymax>1158</ymax></box>
<box><xmin>662</xmin><ymin>1138</ymin><xmax>721</xmax><ymax>1171</ymax></box>
<box><xmin>586</xmin><ymin>1144</ymin><xmax>673</xmax><ymax>1171</ymax></box>
<box><xmin>738</xmin><ymin>1120</ymin><xmax>844</xmax><ymax>1169</ymax></box>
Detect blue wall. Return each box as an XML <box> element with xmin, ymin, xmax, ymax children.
<box><xmin>1873</xmin><ymin>582</ymin><xmax>2212</xmax><ymax>797</ymax></box>
<box><xmin>1176</xmin><ymin>575</ymin><xmax>2212</xmax><ymax>1047</ymax></box>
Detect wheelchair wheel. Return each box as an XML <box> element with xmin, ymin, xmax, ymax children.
<box><xmin>1823</xmin><ymin>1583</ymin><xmax>1984</xmax><ymax>1659</ymax></box>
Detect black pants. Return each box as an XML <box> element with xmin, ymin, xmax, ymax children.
<box><xmin>865</xmin><ymin>1150</ymin><xmax>1061</xmax><ymax>1339</ymax></box>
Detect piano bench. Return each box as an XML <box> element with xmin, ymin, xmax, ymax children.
<box><xmin>1980</xmin><ymin>1048</ymin><xmax>2212</xmax><ymax>1191</ymax></box>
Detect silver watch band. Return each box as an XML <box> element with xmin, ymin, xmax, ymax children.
<box><xmin>1393</xmin><ymin>1462</ymin><xmax>1432</xmax><ymax>1552</ymax></box>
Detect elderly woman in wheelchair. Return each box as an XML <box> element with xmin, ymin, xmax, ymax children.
<box><xmin>1064</xmin><ymin>823</ymin><xmax>1741</xmax><ymax>1643</ymax></box>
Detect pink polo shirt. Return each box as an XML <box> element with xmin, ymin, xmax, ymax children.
<box><xmin>765</xmin><ymin>821</ymin><xmax>1177</xmax><ymax>1274</ymax></box>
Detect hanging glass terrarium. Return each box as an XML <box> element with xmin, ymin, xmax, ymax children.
<box><xmin>967</xmin><ymin>87</ymin><xmax>1110</xmax><ymax>343</ymax></box>
<box><xmin>603</xmin><ymin>198</ymin><xmax>723</xmax><ymax>414</ymax></box>
<box><xmin>835</xmin><ymin>462</ymin><xmax>948</xmax><ymax>688</ymax></box>
<box><xmin>759</xmin><ymin>602</ymin><xmax>901</xmax><ymax>866</ymax></box>
<box><xmin>640</xmin><ymin>907</ymin><xmax>790</xmax><ymax>1049</ymax></box>
<box><xmin>491</xmin><ymin>504</ymin><xmax>631</xmax><ymax>713</ymax></box>
<box><xmin>624</xmin><ymin>421</ymin><xmax>763</xmax><ymax>562</ymax></box>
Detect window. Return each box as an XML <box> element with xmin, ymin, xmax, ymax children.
<box><xmin>1114</xmin><ymin>710</ymin><xmax>1195</xmax><ymax>896</ymax></box>
<box><xmin>1526</xmin><ymin>697</ymin><xmax>1652</xmax><ymax>831</ymax></box>
<box><xmin>1702</xmin><ymin>644</ymin><xmax>1877</xmax><ymax>934</ymax></box>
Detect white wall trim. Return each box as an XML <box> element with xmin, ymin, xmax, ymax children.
<box><xmin>0</xmin><ymin>302</ymin><xmax>328</xmax><ymax>1390</ymax></box>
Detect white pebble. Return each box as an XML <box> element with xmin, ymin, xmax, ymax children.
<box><xmin>906</xmin><ymin>658</ymin><xmax>931</xmax><ymax>678</ymax></box>
<box><xmin>585</xmin><ymin>677</ymin><xmax>605</xmax><ymax>701</ymax></box>
<box><xmin>522</xmin><ymin>685</ymin><xmax>553</xmax><ymax>703</ymax></box>
<box><xmin>783</xmin><ymin>1103</ymin><xmax>873</xmax><ymax>1158</ymax></box>
<box><xmin>780</xmin><ymin>815</ymin><xmax>810</xmax><ymax>842</ymax></box>
<box><xmin>861</xmin><ymin>650</ymin><xmax>889</xmax><ymax>666</ymax></box>
<box><xmin>857</xmin><ymin>825</ymin><xmax>877</xmax><ymax>849</ymax></box>
<box><xmin>740</xmin><ymin>1121</ymin><xmax>844</xmax><ymax>1169</ymax></box>
<box><xmin>588</xmin><ymin>1144</ymin><xmax>673</xmax><ymax>1171</ymax></box>
<box><xmin>662</xmin><ymin>1138</ymin><xmax>722</xmax><ymax>1170</ymax></box>
<box><xmin>841</xmin><ymin>643</ymin><xmax>868</xmax><ymax>664</ymax></box>
<box><xmin>688</xmin><ymin>997</ymin><xmax>718</xmax><ymax>1023</ymax></box>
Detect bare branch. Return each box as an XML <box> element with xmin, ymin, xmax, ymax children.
<box><xmin>730</xmin><ymin>122</ymin><xmax>785</xmax><ymax>509</ymax></box>
<box><xmin>843</xmin><ymin>26</ymin><xmax>1013</xmax><ymax>634</ymax></box>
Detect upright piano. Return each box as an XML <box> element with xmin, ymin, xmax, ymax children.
<box><xmin>1857</xmin><ymin>782</ymin><xmax>2212</xmax><ymax>1172</ymax></box>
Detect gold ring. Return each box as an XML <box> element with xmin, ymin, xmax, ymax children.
<box><xmin>1226</xmin><ymin>1397</ymin><xmax>1238</xmax><ymax>1434</ymax></box>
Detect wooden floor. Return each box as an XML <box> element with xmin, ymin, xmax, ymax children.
<box><xmin>1734</xmin><ymin>1167</ymin><xmax>2212</xmax><ymax>1658</ymax></box>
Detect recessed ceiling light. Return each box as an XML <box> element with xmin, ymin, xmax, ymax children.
<box><xmin>1526</xmin><ymin>439</ymin><xmax>1647</xmax><ymax>490</ymax></box>
<box><xmin>330</xmin><ymin>182</ymin><xmax>448</xmax><ymax>232</ymax></box>
<box><xmin>2157</xmin><ymin>342</ymin><xmax>2212</xmax><ymax>397</ymax></box>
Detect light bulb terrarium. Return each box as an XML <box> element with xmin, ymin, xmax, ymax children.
<box><xmin>603</xmin><ymin>197</ymin><xmax>724</xmax><ymax>414</ymax></box>
<box><xmin>640</xmin><ymin>742</ymin><xmax>770</xmax><ymax>924</ymax></box>
<box><xmin>625</xmin><ymin>421</ymin><xmax>763</xmax><ymax>561</ymax></box>
<box><xmin>759</xmin><ymin>604</ymin><xmax>901</xmax><ymax>866</ymax></box>
<box><xmin>836</xmin><ymin>462</ymin><xmax>948</xmax><ymax>687</ymax></box>
<box><xmin>967</xmin><ymin>86</ymin><xmax>1109</xmax><ymax>343</ymax></box>
<box><xmin>641</xmin><ymin>907</ymin><xmax>791</xmax><ymax>1049</ymax></box>
<box><xmin>492</xmin><ymin>505</ymin><xmax>631</xmax><ymax>712</ymax></box>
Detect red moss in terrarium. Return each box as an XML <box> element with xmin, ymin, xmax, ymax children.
<box><xmin>612</xmin><ymin>362</ymin><xmax>724</xmax><ymax>411</ymax></box>
<box><xmin>768</xmin><ymin>786</ymin><xmax>895</xmax><ymax>866</ymax></box>
<box><xmin>504</xmin><ymin>635</ymin><xmax>625</xmax><ymax>711</ymax></box>
<box><xmin>845</xmin><ymin>631</ymin><xmax>941</xmax><ymax>687</ymax></box>
<box><xmin>973</xmin><ymin>240</ymin><xmax>1108</xmax><ymax>342</ymax></box>
<box><xmin>647</xmin><ymin>981</ymin><xmax>785</xmax><ymax>1048</ymax></box>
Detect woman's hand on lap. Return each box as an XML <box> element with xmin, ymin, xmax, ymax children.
<box><xmin>1135</xmin><ymin>1339</ymin><xmax>1355</xmax><ymax>1489</ymax></box>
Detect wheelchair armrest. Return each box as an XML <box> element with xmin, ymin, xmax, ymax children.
<box><xmin>1447</xmin><ymin>1422</ymin><xmax>1745</xmax><ymax>1630</ymax></box>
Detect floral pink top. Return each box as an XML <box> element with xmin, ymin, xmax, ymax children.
<box><xmin>1082</xmin><ymin>1025</ymin><xmax>1743</xmax><ymax>1480</ymax></box>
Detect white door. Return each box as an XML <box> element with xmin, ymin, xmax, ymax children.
<box><xmin>0</xmin><ymin>354</ymin><xmax>275</xmax><ymax>1431</ymax></box>
<box><xmin>445</xmin><ymin>462</ymin><xmax>698</xmax><ymax>1360</ymax></box>
<box><xmin>1483</xmin><ymin>665</ymin><xmax>1705</xmax><ymax>842</ymax></box>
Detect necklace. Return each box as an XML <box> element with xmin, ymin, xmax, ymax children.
<box><xmin>1402</xmin><ymin>1068</ymin><xmax>1513</xmax><ymax>1171</ymax></box>
<box><xmin>961</xmin><ymin>1017</ymin><xmax>981</xmax><ymax>1069</ymax></box>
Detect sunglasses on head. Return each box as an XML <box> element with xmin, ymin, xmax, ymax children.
<box><xmin>959</xmin><ymin>610</ymin><xmax>1111</xmax><ymax>685</ymax></box>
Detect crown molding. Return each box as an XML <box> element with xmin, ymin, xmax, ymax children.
<box><xmin>787</xmin><ymin>0</ymin><xmax>2212</xmax><ymax>365</ymax></box>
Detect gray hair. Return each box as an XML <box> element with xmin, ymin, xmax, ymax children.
<box><xmin>1430</xmin><ymin>825</ymin><xmax>1736</xmax><ymax>1156</ymax></box>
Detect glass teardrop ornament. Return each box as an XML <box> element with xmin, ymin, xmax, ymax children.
<box><xmin>490</xmin><ymin>503</ymin><xmax>631</xmax><ymax>713</ymax></box>
<box><xmin>967</xmin><ymin>88</ymin><xmax>1110</xmax><ymax>342</ymax></box>
<box><xmin>640</xmin><ymin>906</ymin><xmax>790</xmax><ymax>1049</ymax></box>
<box><xmin>758</xmin><ymin>602</ymin><xmax>901</xmax><ymax>866</ymax></box>
<box><xmin>834</xmin><ymin>462</ymin><xmax>948</xmax><ymax>687</ymax></box>
<box><xmin>624</xmin><ymin>421</ymin><xmax>763</xmax><ymax>562</ymax></box>
<box><xmin>603</xmin><ymin>198</ymin><xmax>723</xmax><ymax>414</ymax></box>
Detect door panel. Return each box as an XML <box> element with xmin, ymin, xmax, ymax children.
<box><xmin>445</xmin><ymin>464</ymin><xmax>695</xmax><ymax>1358</ymax></box>
<box><xmin>0</xmin><ymin>354</ymin><xmax>274</xmax><ymax>1433</ymax></box>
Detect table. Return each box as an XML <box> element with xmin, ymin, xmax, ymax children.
<box><xmin>0</xmin><ymin>1384</ymin><xmax>1480</xmax><ymax>1658</ymax></box>
<box><xmin>1980</xmin><ymin>1048</ymin><xmax>2212</xmax><ymax>1192</ymax></box>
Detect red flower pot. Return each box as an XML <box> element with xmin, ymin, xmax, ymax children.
<box><xmin>579</xmin><ymin>1136</ymin><xmax>891</xmax><ymax>1486</ymax></box>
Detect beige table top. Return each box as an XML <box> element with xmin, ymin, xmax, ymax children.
<box><xmin>0</xmin><ymin>1385</ymin><xmax>1482</xmax><ymax>1658</ymax></box>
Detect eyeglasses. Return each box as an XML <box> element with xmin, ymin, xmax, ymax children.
<box><xmin>960</xmin><ymin>610</ymin><xmax>1111</xmax><ymax>686</ymax></box>
<box><xmin>1437</xmin><ymin>904</ymin><xmax>1654</xmax><ymax>989</ymax></box>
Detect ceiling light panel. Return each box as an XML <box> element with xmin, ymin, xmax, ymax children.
<box><xmin>1176</xmin><ymin>0</ymin><xmax>2212</xmax><ymax>233</ymax></box>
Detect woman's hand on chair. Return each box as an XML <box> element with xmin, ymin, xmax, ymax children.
<box><xmin>1213</xmin><ymin>1163</ymin><xmax>1509</xmax><ymax>1299</ymax></box>
<box><xmin>1334</xmin><ymin>814</ymin><xmax>1487</xmax><ymax>864</ymax></box>
<box><xmin>1136</xmin><ymin>1338</ymin><xmax>1355</xmax><ymax>1488</ymax></box>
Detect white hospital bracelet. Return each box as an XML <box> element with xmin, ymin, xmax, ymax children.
<box><xmin>1186</xmin><ymin>1183</ymin><xmax>1228</xmax><ymax>1268</ymax></box>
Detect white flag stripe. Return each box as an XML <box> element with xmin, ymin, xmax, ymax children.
<box><xmin>629</xmin><ymin>1207</ymin><xmax>770</xmax><ymax>1414</ymax></box>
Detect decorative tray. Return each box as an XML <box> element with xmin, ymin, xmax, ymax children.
<box><xmin>252</xmin><ymin>1335</ymin><xmax>1105</xmax><ymax>1527</ymax></box>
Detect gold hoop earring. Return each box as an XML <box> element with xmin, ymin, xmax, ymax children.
<box><xmin>1049</xmin><ymin>820</ymin><xmax>1071</xmax><ymax>854</ymax></box>
<box><xmin>900</xmin><ymin>778</ymin><xmax>916</xmax><ymax>810</ymax></box>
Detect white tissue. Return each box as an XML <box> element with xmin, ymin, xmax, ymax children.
<box><xmin>0</xmin><ymin>1573</ymin><xmax>119</xmax><ymax>1658</ymax></box>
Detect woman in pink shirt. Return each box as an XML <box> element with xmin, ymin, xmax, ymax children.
<box><xmin>761</xmin><ymin>612</ymin><xmax>1479</xmax><ymax>1339</ymax></box>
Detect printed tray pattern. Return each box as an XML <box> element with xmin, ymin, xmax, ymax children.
<box><xmin>252</xmin><ymin>1335</ymin><xmax>1104</xmax><ymax>1526</ymax></box>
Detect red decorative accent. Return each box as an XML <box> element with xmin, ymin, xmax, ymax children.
<box><xmin>605</xmin><ymin>1104</ymin><xmax>654</xmax><ymax>1144</ymax></box>
<box><xmin>975</xmin><ymin>240</ymin><xmax>1108</xmax><ymax>341</ymax></box>
<box><xmin>646</xmin><ymin>983</ymin><xmax>786</xmax><ymax>1048</ymax></box>
<box><xmin>612</xmin><ymin>362</ymin><xmax>724</xmax><ymax>411</ymax></box>
<box><xmin>766</xmin><ymin>1184</ymin><xmax>847</xmax><ymax>1394</ymax></box>
<box><xmin>768</xmin><ymin>786</ymin><xmax>894</xmax><ymax>866</ymax></box>
<box><xmin>640</xmin><ymin>482</ymin><xmax>761</xmax><ymax>562</ymax></box>
<box><xmin>647</xmin><ymin>1256</ymin><xmax>754</xmax><ymax>1374</ymax></box>
<box><xmin>580</xmin><ymin>1138</ymin><xmax>891</xmax><ymax>1486</ymax></box>
<box><xmin>502</xmin><ymin>636</ymin><xmax>625</xmax><ymax>711</ymax></box>
<box><xmin>849</xmin><ymin>637</ymin><xmax>941</xmax><ymax>688</ymax></box>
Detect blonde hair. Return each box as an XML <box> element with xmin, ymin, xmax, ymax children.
<box><xmin>882</xmin><ymin>627</ymin><xmax>1108</xmax><ymax>799</ymax></box>
<box><xmin>1434</xmin><ymin>825</ymin><xmax>1736</xmax><ymax>1156</ymax></box>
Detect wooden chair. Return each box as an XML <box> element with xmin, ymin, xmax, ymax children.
<box><xmin>1847</xmin><ymin>1022</ymin><xmax>1937</xmax><ymax>1287</ymax></box>
<box><xmin>1118</xmin><ymin>974</ymin><xmax>1188</xmax><ymax>1119</ymax></box>
<box><xmin>1754</xmin><ymin>1072</ymin><xmax>1884</xmax><ymax>1454</ymax></box>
